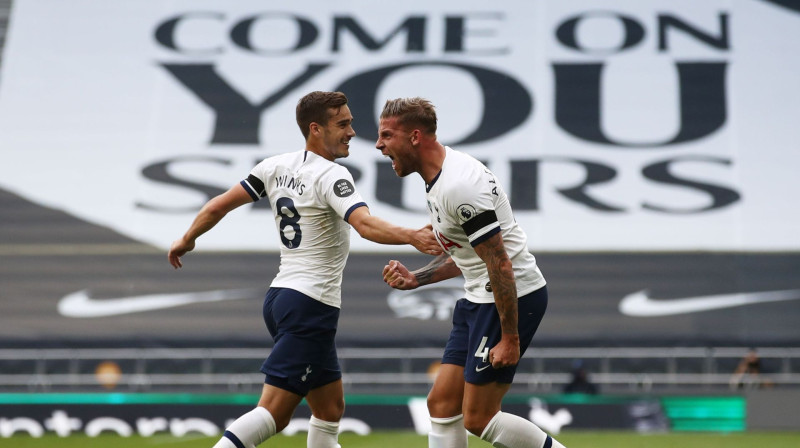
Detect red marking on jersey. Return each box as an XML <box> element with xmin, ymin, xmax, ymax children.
<box><xmin>435</xmin><ymin>230</ymin><xmax>462</xmax><ymax>251</ymax></box>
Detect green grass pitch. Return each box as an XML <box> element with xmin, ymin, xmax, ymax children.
<box><xmin>1</xmin><ymin>431</ymin><xmax>799</xmax><ymax>448</ymax></box>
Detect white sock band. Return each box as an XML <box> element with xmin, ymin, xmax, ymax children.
<box><xmin>214</xmin><ymin>407</ymin><xmax>276</xmax><ymax>448</ymax></box>
<box><xmin>307</xmin><ymin>415</ymin><xmax>340</xmax><ymax>448</ymax></box>
<box><xmin>480</xmin><ymin>411</ymin><xmax>557</xmax><ymax>448</ymax></box>
<box><xmin>429</xmin><ymin>414</ymin><xmax>468</xmax><ymax>448</ymax></box>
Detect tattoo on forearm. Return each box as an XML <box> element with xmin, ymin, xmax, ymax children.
<box><xmin>412</xmin><ymin>254</ymin><xmax>454</xmax><ymax>286</ymax></box>
<box><xmin>494</xmin><ymin>267</ymin><xmax>518</xmax><ymax>335</ymax></box>
<box><xmin>413</xmin><ymin>269</ymin><xmax>433</xmax><ymax>286</ymax></box>
<box><xmin>481</xmin><ymin>235</ymin><xmax>518</xmax><ymax>335</ymax></box>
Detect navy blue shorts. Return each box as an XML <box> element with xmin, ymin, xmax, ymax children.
<box><xmin>260</xmin><ymin>287</ymin><xmax>341</xmax><ymax>396</ymax></box>
<box><xmin>442</xmin><ymin>285</ymin><xmax>548</xmax><ymax>384</ymax></box>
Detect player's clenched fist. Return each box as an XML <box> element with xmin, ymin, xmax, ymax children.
<box><xmin>382</xmin><ymin>260</ymin><xmax>419</xmax><ymax>290</ymax></box>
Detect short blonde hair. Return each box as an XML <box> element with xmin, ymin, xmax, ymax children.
<box><xmin>380</xmin><ymin>97</ymin><xmax>437</xmax><ymax>134</ymax></box>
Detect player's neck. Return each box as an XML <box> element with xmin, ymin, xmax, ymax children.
<box><xmin>420</xmin><ymin>142</ymin><xmax>446</xmax><ymax>185</ymax></box>
<box><xmin>304</xmin><ymin>145</ymin><xmax>335</xmax><ymax>162</ymax></box>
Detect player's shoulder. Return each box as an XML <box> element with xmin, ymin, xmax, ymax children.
<box><xmin>275</xmin><ymin>150</ymin><xmax>308</xmax><ymax>166</ymax></box>
<box><xmin>441</xmin><ymin>148</ymin><xmax>486</xmax><ymax>186</ymax></box>
<box><xmin>301</xmin><ymin>154</ymin><xmax>352</xmax><ymax>185</ymax></box>
<box><xmin>445</xmin><ymin>147</ymin><xmax>487</xmax><ymax>174</ymax></box>
<box><xmin>258</xmin><ymin>150</ymin><xmax>349</xmax><ymax>179</ymax></box>
<box><xmin>295</xmin><ymin>153</ymin><xmax>357</xmax><ymax>200</ymax></box>
<box><xmin>252</xmin><ymin>150</ymin><xmax>304</xmax><ymax>171</ymax></box>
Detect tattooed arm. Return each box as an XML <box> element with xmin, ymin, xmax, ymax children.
<box><xmin>382</xmin><ymin>253</ymin><xmax>462</xmax><ymax>290</ymax></box>
<box><xmin>473</xmin><ymin>231</ymin><xmax>520</xmax><ymax>369</ymax></box>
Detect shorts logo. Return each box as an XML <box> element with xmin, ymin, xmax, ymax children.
<box><xmin>301</xmin><ymin>365</ymin><xmax>312</xmax><ymax>382</ymax></box>
<box><xmin>475</xmin><ymin>364</ymin><xmax>491</xmax><ymax>372</ymax></box>
<box><xmin>456</xmin><ymin>204</ymin><xmax>477</xmax><ymax>223</ymax></box>
<box><xmin>333</xmin><ymin>179</ymin><xmax>355</xmax><ymax>197</ymax></box>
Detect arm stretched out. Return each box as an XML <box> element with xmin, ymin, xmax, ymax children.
<box><xmin>347</xmin><ymin>206</ymin><xmax>442</xmax><ymax>256</ymax></box>
<box><xmin>167</xmin><ymin>184</ymin><xmax>253</xmax><ymax>269</ymax></box>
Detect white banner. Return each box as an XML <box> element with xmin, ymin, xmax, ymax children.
<box><xmin>1</xmin><ymin>0</ymin><xmax>798</xmax><ymax>251</ymax></box>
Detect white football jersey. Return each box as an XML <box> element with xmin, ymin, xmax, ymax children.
<box><xmin>240</xmin><ymin>150</ymin><xmax>366</xmax><ymax>308</ymax></box>
<box><xmin>426</xmin><ymin>146</ymin><xmax>546</xmax><ymax>304</ymax></box>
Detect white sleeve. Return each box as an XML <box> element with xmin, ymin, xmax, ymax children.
<box><xmin>240</xmin><ymin>159</ymin><xmax>271</xmax><ymax>201</ymax></box>
<box><xmin>318</xmin><ymin>164</ymin><xmax>367</xmax><ymax>221</ymax></box>
<box><xmin>444</xmin><ymin>168</ymin><xmax>501</xmax><ymax>247</ymax></box>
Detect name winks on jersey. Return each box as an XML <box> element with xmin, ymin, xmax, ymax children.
<box><xmin>274</xmin><ymin>175</ymin><xmax>306</xmax><ymax>195</ymax></box>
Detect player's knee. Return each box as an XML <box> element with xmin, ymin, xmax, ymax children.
<box><xmin>426</xmin><ymin>394</ymin><xmax>439</xmax><ymax>414</ymax></box>
<box><xmin>271</xmin><ymin>413</ymin><xmax>293</xmax><ymax>433</ymax></box>
<box><xmin>328</xmin><ymin>396</ymin><xmax>345</xmax><ymax>421</ymax></box>
<box><xmin>313</xmin><ymin>396</ymin><xmax>345</xmax><ymax>422</ymax></box>
<box><xmin>427</xmin><ymin>394</ymin><xmax>458</xmax><ymax>418</ymax></box>
<box><xmin>463</xmin><ymin>412</ymin><xmax>492</xmax><ymax>436</ymax></box>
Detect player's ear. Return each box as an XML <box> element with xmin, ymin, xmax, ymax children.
<box><xmin>410</xmin><ymin>129</ymin><xmax>421</xmax><ymax>146</ymax></box>
<box><xmin>309</xmin><ymin>122</ymin><xmax>321</xmax><ymax>137</ymax></box>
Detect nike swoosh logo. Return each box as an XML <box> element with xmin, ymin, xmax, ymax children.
<box><xmin>57</xmin><ymin>288</ymin><xmax>261</xmax><ymax>318</ymax></box>
<box><xmin>475</xmin><ymin>364</ymin><xmax>491</xmax><ymax>372</ymax></box>
<box><xmin>619</xmin><ymin>289</ymin><xmax>800</xmax><ymax>317</ymax></box>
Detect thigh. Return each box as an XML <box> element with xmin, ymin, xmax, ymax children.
<box><xmin>462</xmin><ymin>301</ymin><xmax>508</xmax><ymax>384</ymax></box>
<box><xmin>256</xmin><ymin>383</ymin><xmax>303</xmax><ymax>432</ymax></box>
<box><xmin>427</xmin><ymin>363</ymin><xmax>465</xmax><ymax>418</ymax></box>
<box><xmin>306</xmin><ymin>379</ymin><xmax>345</xmax><ymax>422</ymax></box>
<box><xmin>517</xmin><ymin>285</ymin><xmax>548</xmax><ymax>358</ymax></box>
<box><xmin>465</xmin><ymin>286</ymin><xmax>548</xmax><ymax>385</ymax></box>
<box><xmin>260</xmin><ymin>288</ymin><xmax>341</xmax><ymax>396</ymax></box>
<box><xmin>440</xmin><ymin>298</ymin><xmax>509</xmax><ymax>384</ymax></box>
<box><xmin>441</xmin><ymin>299</ymin><xmax>475</xmax><ymax>367</ymax></box>
<box><xmin>462</xmin><ymin>381</ymin><xmax>511</xmax><ymax>433</ymax></box>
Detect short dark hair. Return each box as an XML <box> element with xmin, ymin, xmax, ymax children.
<box><xmin>296</xmin><ymin>91</ymin><xmax>349</xmax><ymax>140</ymax></box>
<box><xmin>380</xmin><ymin>97</ymin><xmax>437</xmax><ymax>134</ymax></box>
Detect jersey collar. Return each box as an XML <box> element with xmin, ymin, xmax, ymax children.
<box><xmin>425</xmin><ymin>169</ymin><xmax>442</xmax><ymax>193</ymax></box>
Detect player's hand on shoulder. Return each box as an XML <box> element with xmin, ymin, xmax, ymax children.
<box><xmin>413</xmin><ymin>224</ymin><xmax>442</xmax><ymax>256</ymax></box>
<box><xmin>382</xmin><ymin>260</ymin><xmax>418</xmax><ymax>290</ymax></box>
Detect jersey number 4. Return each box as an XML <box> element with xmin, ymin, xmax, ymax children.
<box><xmin>276</xmin><ymin>197</ymin><xmax>302</xmax><ymax>249</ymax></box>
<box><xmin>475</xmin><ymin>336</ymin><xmax>490</xmax><ymax>363</ymax></box>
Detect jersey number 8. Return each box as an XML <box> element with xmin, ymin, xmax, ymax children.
<box><xmin>276</xmin><ymin>197</ymin><xmax>302</xmax><ymax>249</ymax></box>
